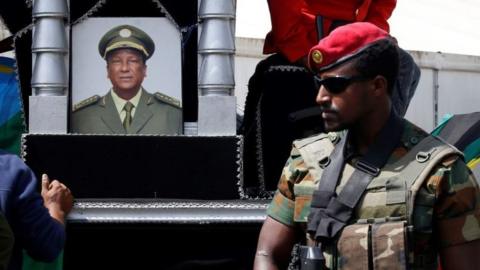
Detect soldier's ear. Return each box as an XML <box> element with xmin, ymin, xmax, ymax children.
<box><xmin>371</xmin><ymin>75</ymin><xmax>388</xmax><ymax>97</ymax></box>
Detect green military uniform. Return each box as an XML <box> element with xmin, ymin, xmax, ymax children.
<box><xmin>267</xmin><ymin>120</ymin><xmax>480</xmax><ymax>269</ymax></box>
<box><xmin>71</xmin><ymin>89</ymin><xmax>182</xmax><ymax>135</ymax></box>
<box><xmin>71</xmin><ymin>25</ymin><xmax>182</xmax><ymax>134</ymax></box>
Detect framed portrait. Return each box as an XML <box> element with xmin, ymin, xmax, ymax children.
<box><xmin>70</xmin><ymin>17</ymin><xmax>183</xmax><ymax>135</ymax></box>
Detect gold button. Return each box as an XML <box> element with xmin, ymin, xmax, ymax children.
<box><xmin>312</xmin><ymin>50</ymin><xmax>323</xmax><ymax>64</ymax></box>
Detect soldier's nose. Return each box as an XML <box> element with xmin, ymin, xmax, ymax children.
<box><xmin>316</xmin><ymin>86</ymin><xmax>331</xmax><ymax>105</ymax></box>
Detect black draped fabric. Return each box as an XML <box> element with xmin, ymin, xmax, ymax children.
<box><xmin>240</xmin><ymin>53</ymin><xmax>322</xmax><ymax>196</ymax></box>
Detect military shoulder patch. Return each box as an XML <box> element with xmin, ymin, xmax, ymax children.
<box><xmin>73</xmin><ymin>95</ymin><xmax>101</xmax><ymax>112</ymax></box>
<box><xmin>154</xmin><ymin>92</ymin><xmax>181</xmax><ymax>109</ymax></box>
<box><xmin>293</xmin><ymin>132</ymin><xmax>339</xmax><ymax>149</ymax></box>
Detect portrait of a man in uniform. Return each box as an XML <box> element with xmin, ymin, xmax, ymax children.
<box><xmin>70</xmin><ymin>18</ymin><xmax>183</xmax><ymax>135</ymax></box>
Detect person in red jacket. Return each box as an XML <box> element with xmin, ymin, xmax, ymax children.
<box><xmin>264</xmin><ymin>0</ymin><xmax>397</xmax><ymax>64</ymax></box>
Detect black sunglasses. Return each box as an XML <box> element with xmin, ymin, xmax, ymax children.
<box><xmin>313</xmin><ymin>75</ymin><xmax>370</xmax><ymax>94</ymax></box>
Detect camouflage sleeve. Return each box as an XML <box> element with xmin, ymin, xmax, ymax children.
<box><xmin>267</xmin><ymin>146</ymin><xmax>310</xmax><ymax>227</ymax></box>
<box><xmin>428</xmin><ymin>155</ymin><xmax>480</xmax><ymax>248</ymax></box>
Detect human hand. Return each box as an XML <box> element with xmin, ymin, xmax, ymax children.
<box><xmin>41</xmin><ymin>174</ymin><xmax>74</xmax><ymax>225</ymax></box>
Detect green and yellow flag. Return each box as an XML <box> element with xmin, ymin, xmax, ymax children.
<box><xmin>1</xmin><ymin>56</ymin><xmax>63</xmax><ymax>270</ymax></box>
<box><xmin>0</xmin><ymin>56</ymin><xmax>25</xmax><ymax>154</ymax></box>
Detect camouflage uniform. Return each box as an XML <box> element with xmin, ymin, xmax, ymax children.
<box><xmin>267</xmin><ymin>120</ymin><xmax>480</xmax><ymax>269</ymax></box>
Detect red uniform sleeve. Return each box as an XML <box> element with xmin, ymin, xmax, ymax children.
<box><xmin>263</xmin><ymin>0</ymin><xmax>397</xmax><ymax>62</ymax></box>
<box><xmin>364</xmin><ymin>0</ymin><xmax>397</xmax><ymax>32</ymax></box>
<box><xmin>263</xmin><ymin>0</ymin><xmax>317</xmax><ymax>63</ymax></box>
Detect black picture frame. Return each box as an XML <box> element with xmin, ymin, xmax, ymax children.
<box><xmin>67</xmin><ymin>0</ymin><xmax>199</xmax><ymax>133</ymax></box>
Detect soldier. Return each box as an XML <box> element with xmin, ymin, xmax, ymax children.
<box><xmin>240</xmin><ymin>1</ymin><xmax>417</xmax><ymax>193</ymax></box>
<box><xmin>254</xmin><ymin>22</ymin><xmax>480</xmax><ymax>270</ymax></box>
<box><xmin>71</xmin><ymin>24</ymin><xmax>182</xmax><ymax>135</ymax></box>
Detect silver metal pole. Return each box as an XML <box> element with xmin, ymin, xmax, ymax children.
<box><xmin>29</xmin><ymin>0</ymin><xmax>69</xmax><ymax>133</ymax></box>
<box><xmin>197</xmin><ymin>0</ymin><xmax>237</xmax><ymax>135</ymax></box>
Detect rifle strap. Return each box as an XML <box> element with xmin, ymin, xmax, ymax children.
<box><xmin>307</xmin><ymin>110</ymin><xmax>405</xmax><ymax>242</ymax></box>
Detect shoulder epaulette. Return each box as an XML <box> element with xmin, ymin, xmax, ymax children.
<box><xmin>154</xmin><ymin>92</ymin><xmax>181</xmax><ymax>109</ymax></box>
<box><xmin>293</xmin><ymin>132</ymin><xmax>340</xmax><ymax>149</ymax></box>
<box><xmin>73</xmin><ymin>95</ymin><xmax>100</xmax><ymax>112</ymax></box>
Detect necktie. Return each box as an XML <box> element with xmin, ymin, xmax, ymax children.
<box><xmin>123</xmin><ymin>101</ymin><xmax>134</xmax><ymax>130</ymax></box>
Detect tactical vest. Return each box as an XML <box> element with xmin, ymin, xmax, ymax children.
<box><xmin>292</xmin><ymin>132</ymin><xmax>462</xmax><ymax>270</ymax></box>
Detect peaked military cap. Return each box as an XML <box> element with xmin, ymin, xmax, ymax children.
<box><xmin>308</xmin><ymin>22</ymin><xmax>391</xmax><ymax>73</ymax></box>
<box><xmin>98</xmin><ymin>24</ymin><xmax>155</xmax><ymax>60</ymax></box>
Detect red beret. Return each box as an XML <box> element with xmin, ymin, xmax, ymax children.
<box><xmin>308</xmin><ymin>22</ymin><xmax>390</xmax><ymax>73</ymax></box>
